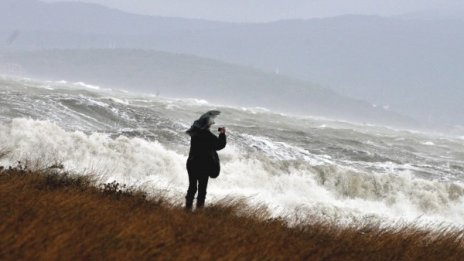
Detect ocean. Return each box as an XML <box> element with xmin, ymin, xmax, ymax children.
<box><xmin>1</xmin><ymin>75</ymin><xmax>463</xmax><ymax>226</ymax></box>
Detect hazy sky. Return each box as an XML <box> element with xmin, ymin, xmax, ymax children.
<box><xmin>42</xmin><ymin>0</ymin><xmax>464</xmax><ymax>22</ymax></box>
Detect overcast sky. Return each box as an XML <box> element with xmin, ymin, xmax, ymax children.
<box><xmin>41</xmin><ymin>0</ymin><xmax>464</xmax><ymax>22</ymax></box>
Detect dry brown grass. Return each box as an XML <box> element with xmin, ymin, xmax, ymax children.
<box><xmin>1</xmin><ymin>166</ymin><xmax>463</xmax><ymax>261</ymax></box>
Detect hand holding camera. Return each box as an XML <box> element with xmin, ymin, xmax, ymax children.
<box><xmin>218</xmin><ymin>127</ymin><xmax>226</xmax><ymax>134</ymax></box>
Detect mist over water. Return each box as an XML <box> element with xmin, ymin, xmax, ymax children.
<box><xmin>1</xmin><ymin>76</ymin><xmax>464</xmax><ymax>226</ymax></box>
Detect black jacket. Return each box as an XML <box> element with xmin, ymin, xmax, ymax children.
<box><xmin>187</xmin><ymin>129</ymin><xmax>226</xmax><ymax>178</ymax></box>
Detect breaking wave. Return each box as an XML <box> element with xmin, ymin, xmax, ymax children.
<box><xmin>1</xmin><ymin>76</ymin><xmax>464</xmax><ymax>226</ymax></box>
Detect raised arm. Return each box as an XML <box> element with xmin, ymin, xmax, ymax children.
<box><xmin>215</xmin><ymin>133</ymin><xmax>227</xmax><ymax>151</ymax></box>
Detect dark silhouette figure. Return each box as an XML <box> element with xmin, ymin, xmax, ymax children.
<box><xmin>185</xmin><ymin>111</ymin><xmax>226</xmax><ymax>210</ymax></box>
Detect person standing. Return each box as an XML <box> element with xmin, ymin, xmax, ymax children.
<box><xmin>185</xmin><ymin>110</ymin><xmax>226</xmax><ymax>210</ymax></box>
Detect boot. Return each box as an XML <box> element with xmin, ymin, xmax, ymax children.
<box><xmin>185</xmin><ymin>197</ymin><xmax>193</xmax><ymax>211</ymax></box>
<box><xmin>196</xmin><ymin>198</ymin><xmax>205</xmax><ymax>209</ymax></box>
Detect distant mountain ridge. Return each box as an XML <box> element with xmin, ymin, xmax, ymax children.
<box><xmin>0</xmin><ymin>0</ymin><xmax>231</xmax><ymax>34</ymax></box>
<box><xmin>1</xmin><ymin>0</ymin><xmax>463</xmax><ymax>127</ymax></box>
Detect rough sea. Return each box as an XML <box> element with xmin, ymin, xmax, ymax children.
<box><xmin>1</xmin><ymin>76</ymin><xmax>463</xmax><ymax>227</ymax></box>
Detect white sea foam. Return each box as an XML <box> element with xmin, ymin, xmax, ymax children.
<box><xmin>1</xmin><ymin>76</ymin><xmax>464</xmax><ymax>227</ymax></box>
<box><xmin>180</xmin><ymin>98</ymin><xmax>210</xmax><ymax>106</ymax></box>
<box><xmin>239</xmin><ymin>133</ymin><xmax>331</xmax><ymax>165</ymax></box>
<box><xmin>74</xmin><ymin>82</ymin><xmax>101</xmax><ymax>90</ymax></box>
<box><xmin>57</xmin><ymin>80</ymin><xmax>68</xmax><ymax>84</ymax></box>
<box><xmin>1</xmin><ymin>118</ymin><xmax>464</xmax><ymax>227</ymax></box>
<box><xmin>82</xmin><ymin>96</ymin><xmax>109</xmax><ymax>107</ymax></box>
<box><xmin>38</xmin><ymin>85</ymin><xmax>55</xmax><ymax>90</ymax></box>
<box><xmin>240</xmin><ymin>107</ymin><xmax>271</xmax><ymax>114</ymax></box>
<box><xmin>107</xmin><ymin>97</ymin><xmax>130</xmax><ymax>105</ymax></box>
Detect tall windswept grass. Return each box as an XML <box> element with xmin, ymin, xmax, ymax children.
<box><xmin>0</xmin><ymin>165</ymin><xmax>463</xmax><ymax>260</ymax></box>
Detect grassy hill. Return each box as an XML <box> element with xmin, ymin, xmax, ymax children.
<box><xmin>1</xmin><ymin>166</ymin><xmax>463</xmax><ymax>260</ymax></box>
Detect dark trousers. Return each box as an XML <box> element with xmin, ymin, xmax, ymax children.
<box><xmin>185</xmin><ymin>171</ymin><xmax>209</xmax><ymax>209</ymax></box>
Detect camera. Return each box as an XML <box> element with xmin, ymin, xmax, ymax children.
<box><xmin>218</xmin><ymin>127</ymin><xmax>225</xmax><ymax>132</ymax></box>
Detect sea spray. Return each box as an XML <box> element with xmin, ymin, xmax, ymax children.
<box><xmin>0</xmin><ymin>118</ymin><xmax>464</xmax><ymax>226</ymax></box>
<box><xmin>1</xmin><ymin>76</ymin><xmax>464</xmax><ymax>226</ymax></box>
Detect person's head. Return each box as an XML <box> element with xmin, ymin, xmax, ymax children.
<box><xmin>186</xmin><ymin>110</ymin><xmax>221</xmax><ymax>135</ymax></box>
<box><xmin>198</xmin><ymin>110</ymin><xmax>220</xmax><ymax>129</ymax></box>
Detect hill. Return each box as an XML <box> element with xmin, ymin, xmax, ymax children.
<box><xmin>0</xmin><ymin>49</ymin><xmax>416</xmax><ymax>127</ymax></box>
<box><xmin>1</xmin><ymin>0</ymin><xmax>463</xmax><ymax>126</ymax></box>
<box><xmin>1</xmin><ymin>167</ymin><xmax>464</xmax><ymax>260</ymax></box>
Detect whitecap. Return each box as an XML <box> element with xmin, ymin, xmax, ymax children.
<box><xmin>74</xmin><ymin>82</ymin><xmax>101</xmax><ymax>90</ymax></box>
